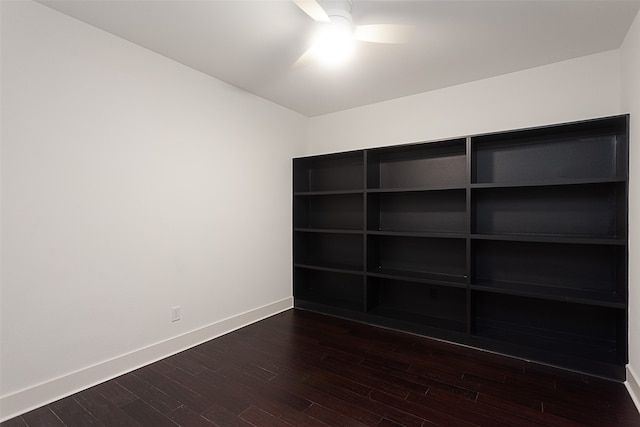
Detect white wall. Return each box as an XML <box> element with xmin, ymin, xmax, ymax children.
<box><xmin>308</xmin><ymin>50</ymin><xmax>621</xmax><ymax>154</ymax></box>
<box><xmin>0</xmin><ymin>0</ymin><xmax>307</xmax><ymax>420</ymax></box>
<box><xmin>622</xmin><ymin>8</ymin><xmax>640</xmax><ymax>408</ymax></box>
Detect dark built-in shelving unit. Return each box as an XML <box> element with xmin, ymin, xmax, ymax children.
<box><xmin>293</xmin><ymin>115</ymin><xmax>629</xmax><ymax>380</ymax></box>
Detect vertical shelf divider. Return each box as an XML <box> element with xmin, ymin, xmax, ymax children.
<box><xmin>465</xmin><ymin>136</ymin><xmax>473</xmax><ymax>336</ymax></box>
<box><xmin>362</xmin><ymin>150</ymin><xmax>368</xmax><ymax>313</ymax></box>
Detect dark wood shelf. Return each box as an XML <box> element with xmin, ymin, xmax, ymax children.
<box><xmin>367</xmin><ymin>185</ymin><xmax>467</xmax><ymax>193</ymax></box>
<box><xmin>294</xmin><ymin>262</ymin><xmax>363</xmax><ymax>275</ymax></box>
<box><xmin>368</xmin><ymin>230</ymin><xmax>467</xmax><ymax>239</ymax></box>
<box><xmin>470</xmin><ymin>176</ymin><xmax>626</xmax><ymax>189</ymax></box>
<box><xmin>294</xmin><ymin>189</ymin><xmax>365</xmax><ymax>196</ymax></box>
<box><xmin>471</xmin><ymin>233</ymin><xmax>626</xmax><ymax>245</ymax></box>
<box><xmin>294</xmin><ymin>227</ymin><xmax>364</xmax><ymax>234</ymax></box>
<box><xmin>295</xmin><ymin>297</ymin><xmax>363</xmax><ymax>313</ymax></box>
<box><xmin>367</xmin><ymin>268</ymin><xmax>467</xmax><ymax>287</ymax></box>
<box><xmin>471</xmin><ymin>280</ymin><xmax>626</xmax><ymax>308</ymax></box>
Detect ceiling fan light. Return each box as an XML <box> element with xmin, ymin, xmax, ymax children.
<box><xmin>313</xmin><ymin>20</ymin><xmax>354</xmax><ymax>67</ymax></box>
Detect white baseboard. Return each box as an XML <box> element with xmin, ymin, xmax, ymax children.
<box><xmin>626</xmin><ymin>365</ymin><xmax>640</xmax><ymax>414</ymax></box>
<box><xmin>0</xmin><ymin>297</ymin><xmax>293</xmax><ymax>422</ymax></box>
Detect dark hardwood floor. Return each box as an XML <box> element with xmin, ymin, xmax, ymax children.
<box><xmin>3</xmin><ymin>308</ymin><xmax>639</xmax><ymax>426</ymax></box>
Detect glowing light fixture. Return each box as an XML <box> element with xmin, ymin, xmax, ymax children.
<box><xmin>312</xmin><ymin>1</ymin><xmax>354</xmax><ymax>67</ymax></box>
<box><xmin>292</xmin><ymin>0</ymin><xmax>413</xmax><ymax>68</ymax></box>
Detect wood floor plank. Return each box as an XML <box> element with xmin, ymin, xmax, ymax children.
<box><xmin>200</xmin><ymin>402</ymin><xmax>253</xmax><ymax>427</ymax></box>
<box><xmin>303</xmin><ymin>403</ymin><xmax>373</xmax><ymax>427</ymax></box>
<box><xmin>197</xmin><ymin>367</ymin><xmax>291</xmax><ymax>418</ymax></box>
<box><xmin>376</xmin><ymin>418</ymin><xmax>407</xmax><ymax>427</ymax></box>
<box><xmin>164</xmin><ymin>367</ymin><xmax>250</xmax><ymax>415</ymax></box>
<box><xmin>410</xmin><ymin>388</ymin><xmax>545</xmax><ymax>427</ymax></box>
<box><xmin>116</xmin><ymin>372</ymin><xmax>183</xmax><ymax>415</ymax></box>
<box><xmin>369</xmin><ymin>389</ymin><xmax>479</xmax><ymax>427</ymax></box>
<box><xmin>294</xmin><ymin>370</ymin><xmax>425</xmax><ymax>427</ymax></box>
<box><xmin>135</xmin><ymin>364</ymin><xmax>214</xmax><ymax>413</ymax></box>
<box><xmin>319</xmin><ymin>355</ymin><xmax>419</xmax><ymax>398</ymax></box>
<box><xmin>3</xmin><ymin>309</ymin><xmax>639</xmax><ymax>427</ymax></box>
<box><xmin>476</xmin><ymin>392</ymin><xmax>583</xmax><ymax>427</ymax></box>
<box><xmin>360</xmin><ymin>357</ymin><xmax>479</xmax><ymax>399</ymax></box>
<box><xmin>120</xmin><ymin>399</ymin><xmax>179</xmax><ymax>427</ymax></box>
<box><xmin>279</xmin><ymin>406</ymin><xmax>331</xmax><ymax>427</ymax></box>
<box><xmin>194</xmin><ymin>341</ymin><xmax>278</xmax><ymax>382</ymax></box>
<box><xmin>269</xmin><ymin>371</ymin><xmax>384</xmax><ymax>426</ymax></box>
<box><xmin>87</xmin><ymin>379</ymin><xmax>138</xmax><ymax>407</ymax></box>
<box><xmin>542</xmin><ymin>400</ymin><xmax>623</xmax><ymax>426</ymax></box>
<box><xmin>405</xmin><ymin>390</ymin><xmax>522</xmax><ymax>427</ymax></box>
<box><xmin>239</xmin><ymin>406</ymin><xmax>295</xmax><ymax>427</ymax></box>
<box><xmin>216</xmin><ymin>364</ymin><xmax>312</xmax><ymax>413</ymax></box>
<box><xmin>49</xmin><ymin>396</ymin><xmax>101</xmax><ymax>426</ymax></box>
<box><xmin>162</xmin><ymin>350</ymin><xmax>212</xmax><ymax>376</ymax></box>
<box><xmin>0</xmin><ymin>418</ymin><xmax>26</xmax><ymax>427</ymax></box>
<box><xmin>166</xmin><ymin>405</ymin><xmax>218</xmax><ymax>426</ymax></box>
<box><xmin>463</xmin><ymin>372</ymin><xmax>547</xmax><ymax>411</ymax></box>
<box><xmin>16</xmin><ymin>407</ymin><xmax>64</xmax><ymax>427</ymax></box>
<box><xmin>73</xmin><ymin>387</ymin><xmax>142</xmax><ymax>427</ymax></box>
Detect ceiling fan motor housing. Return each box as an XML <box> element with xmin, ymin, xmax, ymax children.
<box><xmin>323</xmin><ymin>0</ymin><xmax>353</xmax><ymax>28</ymax></box>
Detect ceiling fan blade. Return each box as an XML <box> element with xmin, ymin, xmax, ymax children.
<box><xmin>292</xmin><ymin>46</ymin><xmax>316</xmax><ymax>68</ymax></box>
<box><xmin>354</xmin><ymin>24</ymin><xmax>414</xmax><ymax>44</ymax></box>
<box><xmin>292</xmin><ymin>0</ymin><xmax>330</xmax><ymax>23</ymax></box>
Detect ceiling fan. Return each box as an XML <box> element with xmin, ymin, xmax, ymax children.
<box><xmin>293</xmin><ymin>0</ymin><xmax>414</xmax><ymax>67</ymax></box>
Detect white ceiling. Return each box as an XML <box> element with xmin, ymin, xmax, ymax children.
<box><xmin>38</xmin><ymin>0</ymin><xmax>640</xmax><ymax>117</ymax></box>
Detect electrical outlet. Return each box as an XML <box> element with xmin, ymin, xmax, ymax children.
<box><xmin>171</xmin><ymin>306</ymin><xmax>181</xmax><ymax>322</ymax></box>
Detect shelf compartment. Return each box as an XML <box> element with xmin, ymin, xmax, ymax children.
<box><xmin>295</xmin><ymin>193</ymin><xmax>363</xmax><ymax>230</ymax></box>
<box><xmin>472</xmin><ymin>240</ymin><xmax>626</xmax><ymax>298</ymax></box>
<box><xmin>471</xmin><ymin>116</ymin><xmax>628</xmax><ymax>185</ymax></box>
<box><xmin>294</xmin><ymin>267</ymin><xmax>364</xmax><ymax>312</ymax></box>
<box><xmin>367</xmin><ymin>277</ymin><xmax>467</xmax><ymax>333</ymax></box>
<box><xmin>472</xmin><ymin>182</ymin><xmax>626</xmax><ymax>239</ymax></box>
<box><xmin>368</xmin><ymin>189</ymin><xmax>466</xmax><ymax>234</ymax></box>
<box><xmin>368</xmin><ymin>235</ymin><xmax>467</xmax><ymax>285</ymax></box>
<box><xmin>472</xmin><ymin>292</ymin><xmax>625</xmax><ymax>364</ymax></box>
<box><xmin>294</xmin><ymin>151</ymin><xmax>364</xmax><ymax>192</ymax></box>
<box><xmin>294</xmin><ymin>231</ymin><xmax>364</xmax><ymax>272</ymax></box>
<box><xmin>368</xmin><ymin>139</ymin><xmax>466</xmax><ymax>190</ymax></box>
